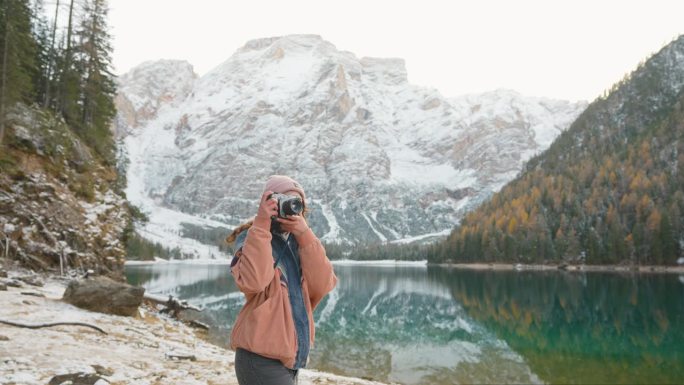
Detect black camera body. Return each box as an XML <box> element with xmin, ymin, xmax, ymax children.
<box><xmin>269</xmin><ymin>193</ymin><xmax>303</xmax><ymax>218</ymax></box>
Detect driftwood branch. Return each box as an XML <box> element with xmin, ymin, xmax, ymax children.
<box><xmin>31</xmin><ymin>215</ymin><xmax>67</xmax><ymax>276</ymax></box>
<box><xmin>0</xmin><ymin>318</ymin><xmax>107</xmax><ymax>334</ymax></box>
<box><xmin>143</xmin><ymin>293</ymin><xmax>201</xmax><ymax>318</ymax></box>
<box><xmin>2</xmin><ymin>231</ymin><xmax>9</xmax><ymax>259</ymax></box>
<box><xmin>188</xmin><ymin>319</ymin><xmax>210</xmax><ymax>330</ymax></box>
<box><xmin>165</xmin><ymin>352</ymin><xmax>197</xmax><ymax>361</ymax></box>
<box><xmin>1</xmin><ymin>232</ymin><xmax>9</xmax><ymax>272</ymax></box>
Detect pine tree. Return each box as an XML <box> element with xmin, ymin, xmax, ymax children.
<box><xmin>42</xmin><ymin>0</ymin><xmax>60</xmax><ymax>108</ymax></box>
<box><xmin>659</xmin><ymin>212</ymin><xmax>676</xmax><ymax>264</ymax></box>
<box><xmin>0</xmin><ymin>0</ymin><xmax>37</xmax><ymax>144</ymax></box>
<box><xmin>29</xmin><ymin>0</ymin><xmax>50</xmax><ymax>105</ymax></box>
<box><xmin>55</xmin><ymin>0</ymin><xmax>78</xmax><ymax>126</ymax></box>
<box><xmin>72</xmin><ymin>0</ymin><xmax>116</xmax><ymax>162</ymax></box>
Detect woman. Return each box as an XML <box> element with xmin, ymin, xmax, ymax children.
<box><xmin>226</xmin><ymin>175</ymin><xmax>337</xmax><ymax>385</ymax></box>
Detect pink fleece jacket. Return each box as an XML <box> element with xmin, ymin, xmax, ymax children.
<box><xmin>229</xmin><ymin>219</ymin><xmax>337</xmax><ymax>368</ymax></box>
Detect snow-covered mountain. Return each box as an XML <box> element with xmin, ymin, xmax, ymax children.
<box><xmin>114</xmin><ymin>34</ymin><xmax>586</xmax><ymax>257</ymax></box>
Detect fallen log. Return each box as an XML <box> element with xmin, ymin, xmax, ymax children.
<box><xmin>143</xmin><ymin>293</ymin><xmax>201</xmax><ymax>318</ymax></box>
<box><xmin>0</xmin><ymin>319</ymin><xmax>107</xmax><ymax>334</ymax></box>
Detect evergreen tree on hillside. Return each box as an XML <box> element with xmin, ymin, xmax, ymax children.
<box><xmin>55</xmin><ymin>0</ymin><xmax>78</xmax><ymax>123</ymax></box>
<box><xmin>41</xmin><ymin>0</ymin><xmax>60</xmax><ymax>108</ymax></box>
<box><xmin>1</xmin><ymin>0</ymin><xmax>117</xmax><ymax>161</ymax></box>
<box><xmin>0</xmin><ymin>0</ymin><xmax>37</xmax><ymax>144</ymax></box>
<box><xmin>72</xmin><ymin>0</ymin><xmax>116</xmax><ymax>162</ymax></box>
<box><xmin>29</xmin><ymin>0</ymin><xmax>50</xmax><ymax>105</ymax></box>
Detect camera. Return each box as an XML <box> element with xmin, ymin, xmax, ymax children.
<box><xmin>269</xmin><ymin>193</ymin><xmax>303</xmax><ymax>218</ymax></box>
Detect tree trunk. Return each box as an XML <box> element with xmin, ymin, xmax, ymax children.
<box><xmin>0</xmin><ymin>6</ymin><xmax>9</xmax><ymax>146</ymax></box>
<box><xmin>81</xmin><ymin>0</ymin><xmax>99</xmax><ymax>127</ymax></box>
<box><xmin>56</xmin><ymin>0</ymin><xmax>75</xmax><ymax>114</ymax></box>
<box><xmin>43</xmin><ymin>0</ymin><xmax>60</xmax><ymax>109</ymax></box>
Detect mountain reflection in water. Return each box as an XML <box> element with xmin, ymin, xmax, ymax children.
<box><xmin>125</xmin><ymin>263</ymin><xmax>684</xmax><ymax>384</ymax></box>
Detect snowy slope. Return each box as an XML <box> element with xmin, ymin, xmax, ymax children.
<box><xmin>114</xmin><ymin>34</ymin><xmax>586</xmax><ymax>258</ymax></box>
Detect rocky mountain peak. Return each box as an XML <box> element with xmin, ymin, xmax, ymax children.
<box><xmin>115</xmin><ymin>36</ymin><xmax>586</xmax><ymax>257</ymax></box>
<box><xmin>114</xmin><ymin>60</ymin><xmax>196</xmax><ymax>137</ymax></box>
<box><xmin>360</xmin><ymin>57</ymin><xmax>408</xmax><ymax>85</ymax></box>
<box><xmin>238</xmin><ymin>34</ymin><xmax>330</xmax><ymax>53</ymax></box>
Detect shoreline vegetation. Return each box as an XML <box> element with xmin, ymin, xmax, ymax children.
<box><xmin>124</xmin><ymin>258</ymin><xmax>430</xmax><ymax>266</ymax></box>
<box><xmin>124</xmin><ymin>257</ymin><xmax>684</xmax><ymax>274</ymax></box>
<box><xmin>437</xmin><ymin>262</ymin><xmax>684</xmax><ymax>274</ymax></box>
<box><xmin>0</xmin><ymin>266</ymin><xmax>391</xmax><ymax>385</ymax></box>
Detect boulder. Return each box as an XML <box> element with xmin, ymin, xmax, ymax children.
<box><xmin>62</xmin><ymin>276</ymin><xmax>145</xmax><ymax>317</ymax></box>
<box><xmin>3</xmin><ymin>279</ymin><xmax>22</xmax><ymax>288</ymax></box>
<box><xmin>17</xmin><ymin>275</ymin><xmax>44</xmax><ymax>287</ymax></box>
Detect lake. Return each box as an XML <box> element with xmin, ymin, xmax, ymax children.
<box><xmin>125</xmin><ymin>262</ymin><xmax>684</xmax><ymax>384</ymax></box>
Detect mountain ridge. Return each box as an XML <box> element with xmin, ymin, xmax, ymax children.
<box><xmin>114</xmin><ymin>34</ymin><xmax>586</xmax><ymax>257</ymax></box>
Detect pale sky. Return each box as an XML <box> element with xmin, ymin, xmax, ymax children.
<box><xmin>107</xmin><ymin>0</ymin><xmax>683</xmax><ymax>102</ymax></box>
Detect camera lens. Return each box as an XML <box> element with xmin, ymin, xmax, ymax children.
<box><xmin>282</xmin><ymin>197</ymin><xmax>303</xmax><ymax>216</ymax></box>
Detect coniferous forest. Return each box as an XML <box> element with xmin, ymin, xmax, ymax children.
<box><xmin>0</xmin><ymin>0</ymin><xmax>150</xmax><ymax>269</ymax></box>
<box><xmin>428</xmin><ymin>36</ymin><xmax>684</xmax><ymax>266</ymax></box>
<box><xmin>0</xmin><ymin>0</ymin><xmax>116</xmax><ymax>161</ymax></box>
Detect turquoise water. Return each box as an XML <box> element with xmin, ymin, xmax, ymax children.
<box><xmin>125</xmin><ymin>263</ymin><xmax>684</xmax><ymax>384</ymax></box>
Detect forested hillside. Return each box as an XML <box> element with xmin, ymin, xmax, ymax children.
<box><xmin>0</xmin><ymin>0</ymin><xmax>135</xmax><ymax>277</ymax></box>
<box><xmin>1</xmin><ymin>0</ymin><xmax>117</xmax><ymax>159</ymax></box>
<box><xmin>428</xmin><ymin>36</ymin><xmax>684</xmax><ymax>266</ymax></box>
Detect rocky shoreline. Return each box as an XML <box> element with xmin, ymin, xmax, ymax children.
<box><xmin>0</xmin><ymin>266</ymin><xmax>390</xmax><ymax>385</ymax></box>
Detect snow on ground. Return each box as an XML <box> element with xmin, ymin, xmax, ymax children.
<box><xmin>387</xmin><ymin>142</ymin><xmax>478</xmax><ymax>189</ymax></box>
<box><xmin>388</xmin><ymin>229</ymin><xmax>453</xmax><ymax>244</ymax></box>
<box><xmin>123</xmin><ymin>111</ymin><xmax>234</xmax><ymax>261</ymax></box>
<box><xmin>0</xmin><ymin>270</ymin><xmax>391</xmax><ymax>385</ymax></box>
<box><xmin>319</xmin><ymin>202</ymin><xmax>342</xmax><ymax>243</ymax></box>
<box><xmin>361</xmin><ymin>213</ymin><xmax>388</xmax><ymax>242</ymax></box>
<box><xmin>124</xmin><ymin>258</ymin><xmax>232</xmax><ymax>266</ymax></box>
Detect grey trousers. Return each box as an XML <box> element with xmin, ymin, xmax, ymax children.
<box><xmin>235</xmin><ymin>348</ymin><xmax>299</xmax><ymax>385</ymax></box>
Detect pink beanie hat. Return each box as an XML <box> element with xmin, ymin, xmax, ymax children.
<box><xmin>263</xmin><ymin>175</ymin><xmax>306</xmax><ymax>202</ymax></box>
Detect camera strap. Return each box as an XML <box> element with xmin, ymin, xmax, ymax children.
<box><xmin>272</xmin><ymin>242</ymin><xmax>286</xmax><ymax>269</ymax></box>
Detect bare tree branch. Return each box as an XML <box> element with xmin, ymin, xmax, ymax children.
<box><xmin>0</xmin><ymin>318</ymin><xmax>107</xmax><ymax>334</ymax></box>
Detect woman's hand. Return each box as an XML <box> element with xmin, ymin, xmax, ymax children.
<box><xmin>276</xmin><ymin>214</ymin><xmax>309</xmax><ymax>237</ymax></box>
<box><xmin>253</xmin><ymin>190</ymin><xmax>279</xmax><ymax>229</ymax></box>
